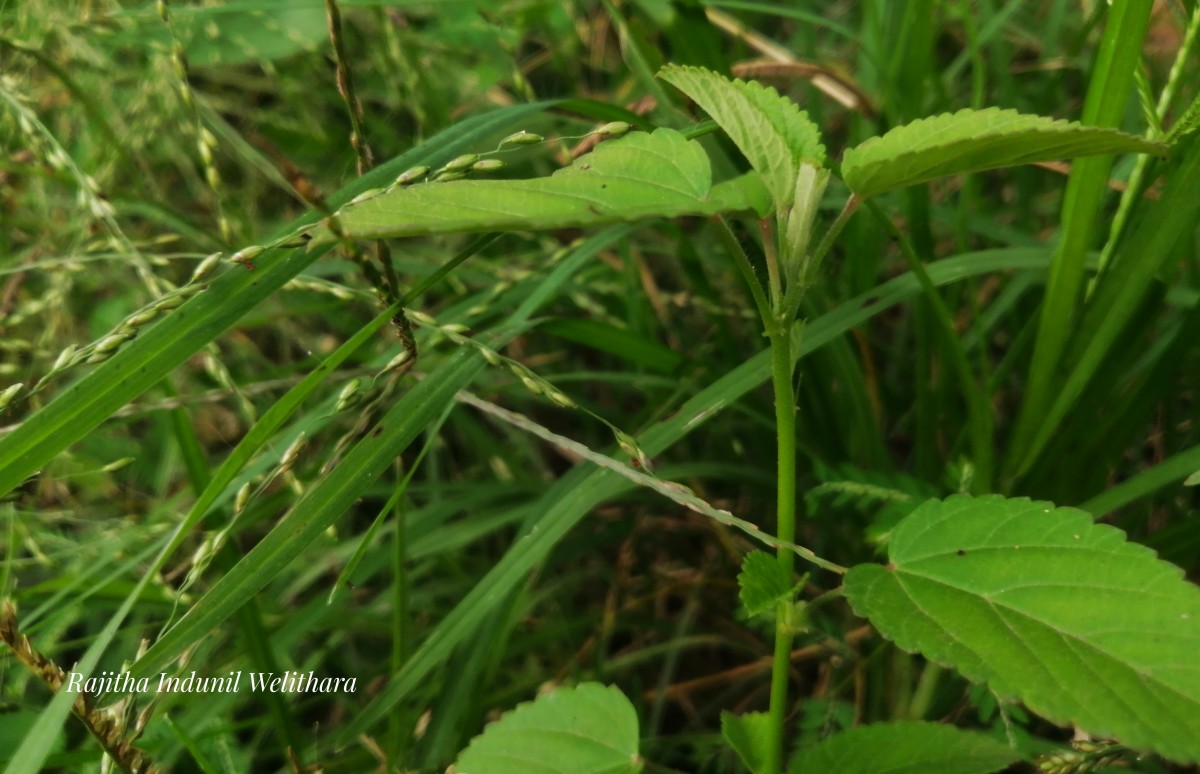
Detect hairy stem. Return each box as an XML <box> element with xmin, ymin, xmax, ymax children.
<box><xmin>766</xmin><ymin>328</ymin><xmax>797</xmax><ymax>774</ymax></box>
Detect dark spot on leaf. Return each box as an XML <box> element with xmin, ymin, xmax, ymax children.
<box><xmin>588</xmin><ymin>205</ymin><xmax>602</xmax><ymax>216</ymax></box>
<box><xmin>373</xmin><ymin>426</ymin><xmax>383</xmax><ymax>437</ymax></box>
<box><xmin>957</xmin><ymin>549</ymin><xmax>966</xmax><ymax>556</ymax></box>
<box><xmin>861</xmin><ymin>296</ymin><xmax>880</xmax><ymax>308</ymax></box>
<box><xmin>885</xmin><ymin>562</ymin><xmax>896</xmax><ymax>571</ymax></box>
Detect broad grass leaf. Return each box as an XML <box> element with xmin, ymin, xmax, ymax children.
<box><xmin>788</xmin><ymin>721</ymin><xmax>1022</xmax><ymax>774</ymax></box>
<box><xmin>311</xmin><ymin>128</ymin><xmax>770</xmax><ymax>243</ymax></box>
<box><xmin>738</xmin><ymin>550</ymin><xmax>794</xmax><ymax>617</ymax></box>
<box><xmin>842</xmin><ymin>107</ymin><xmax>1167</xmax><ymax>198</ymax></box>
<box><xmin>658</xmin><ymin>65</ymin><xmax>825</xmax><ymax>209</ymax></box>
<box><xmin>453</xmin><ymin>683</ymin><xmax>642</xmax><ymax>774</ymax></box>
<box><xmin>844</xmin><ymin>495</ymin><xmax>1200</xmax><ymax>763</ymax></box>
<box><xmin>721</xmin><ymin>710</ymin><xmax>773</xmax><ymax>774</ymax></box>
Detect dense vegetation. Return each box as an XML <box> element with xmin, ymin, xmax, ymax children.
<box><xmin>1</xmin><ymin>2</ymin><xmax>1198</xmax><ymax>773</ymax></box>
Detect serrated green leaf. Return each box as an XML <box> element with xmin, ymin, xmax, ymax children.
<box><xmin>658</xmin><ymin>64</ymin><xmax>825</xmax><ymax>209</ymax></box>
<box><xmin>722</xmin><ymin>711</ymin><xmax>773</xmax><ymax>774</ymax></box>
<box><xmin>310</xmin><ymin>128</ymin><xmax>770</xmax><ymax>243</ymax></box>
<box><xmin>453</xmin><ymin>683</ymin><xmax>642</xmax><ymax>774</ymax></box>
<box><xmin>842</xmin><ymin>107</ymin><xmax>1167</xmax><ymax>198</ymax></box>
<box><xmin>788</xmin><ymin>721</ymin><xmax>1022</xmax><ymax>774</ymax></box>
<box><xmin>844</xmin><ymin>495</ymin><xmax>1200</xmax><ymax>764</ymax></box>
<box><xmin>738</xmin><ymin>550</ymin><xmax>794</xmax><ymax>617</ymax></box>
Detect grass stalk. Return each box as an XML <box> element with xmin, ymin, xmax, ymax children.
<box><xmin>1006</xmin><ymin>0</ymin><xmax>1152</xmax><ymax>477</ymax></box>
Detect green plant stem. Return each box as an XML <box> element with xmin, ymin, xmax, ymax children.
<box><xmin>766</xmin><ymin>328</ymin><xmax>797</xmax><ymax>774</ymax></box>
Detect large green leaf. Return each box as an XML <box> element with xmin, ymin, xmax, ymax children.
<box><xmin>310</xmin><ymin>128</ymin><xmax>770</xmax><ymax>243</ymax></box>
<box><xmin>844</xmin><ymin>495</ymin><xmax>1200</xmax><ymax>764</ymax></box>
<box><xmin>453</xmin><ymin>683</ymin><xmax>642</xmax><ymax>774</ymax></box>
<box><xmin>788</xmin><ymin>722</ymin><xmax>1022</xmax><ymax>774</ymax></box>
<box><xmin>658</xmin><ymin>64</ymin><xmax>825</xmax><ymax>209</ymax></box>
<box><xmin>842</xmin><ymin>107</ymin><xmax>1167</xmax><ymax>198</ymax></box>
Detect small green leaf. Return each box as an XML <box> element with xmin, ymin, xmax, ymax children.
<box><xmin>1185</xmin><ymin>470</ymin><xmax>1200</xmax><ymax>486</ymax></box>
<box><xmin>844</xmin><ymin>495</ymin><xmax>1200</xmax><ymax>764</ymax></box>
<box><xmin>310</xmin><ymin>128</ymin><xmax>769</xmax><ymax>243</ymax></box>
<box><xmin>453</xmin><ymin>683</ymin><xmax>642</xmax><ymax>774</ymax></box>
<box><xmin>788</xmin><ymin>721</ymin><xmax>1022</xmax><ymax>774</ymax></box>
<box><xmin>738</xmin><ymin>550</ymin><xmax>794</xmax><ymax>617</ymax></box>
<box><xmin>658</xmin><ymin>64</ymin><xmax>825</xmax><ymax>209</ymax></box>
<box><xmin>722</xmin><ymin>710</ymin><xmax>773</xmax><ymax>774</ymax></box>
<box><xmin>842</xmin><ymin>107</ymin><xmax>1167</xmax><ymax>198</ymax></box>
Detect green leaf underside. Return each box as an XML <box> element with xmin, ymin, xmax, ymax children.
<box><xmin>738</xmin><ymin>550</ymin><xmax>794</xmax><ymax>617</ymax></box>
<box><xmin>454</xmin><ymin>683</ymin><xmax>642</xmax><ymax>774</ymax></box>
<box><xmin>844</xmin><ymin>495</ymin><xmax>1200</xmax><ymax>764</ymax></box>
<box><xmin>311</xmin><ymin>128</ymin><xmax>769</xmax><ymax>243</ymax></box>
<box><xmin>788</xmin><ymin>721</ymin><xmax>1022</xmax><ymax>774</ymax></box>
<box><xmin>842</xmin><ymin>107</ymin><xmax>1168</xmax><ymax>198</ymax></box>
<box><xmin>722</xmin><ymin>711</ymin><xmax>773</xmax><ymax>774</ymax></box>
<box><xmin>658</xmin><ymin>64</ymin><xmax>825</xmax><ymax>209</ymax></box>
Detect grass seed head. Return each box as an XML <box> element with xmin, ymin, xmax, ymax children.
<box><xmin>545</xmin><ymin>387</ymin><xmax>576</xmax><ymax>409</ymax></box>
<box><xmin>126</xmin><ymin>308</ymin><xmax>160</xmax><ymax>328</ymax></box>
<box><xmin>383</xmin><ymin>349</ymin><xmax>413</xmax><ymax>373</ymax></box>
<box><xmin>438</xmin><ymin>153</ymin><xmax>479</xmax><ymax>173</ymax></box>
<box><xmin>596</xmin><ymin>121</ymin><xmax>632</xmax><ymax>138</ymax></box>
<box><xmin>393</xmin><ymin>165</ymin><xmax>430</xmax><ymax>187</ymax></box>
<box><xmin>0</xmin><ymin>383</ymin><xmax>24</xmax><ymax>412</ymax></box>
<box><xmin>335</xmin><ymin>378</ymin><xmax>365</xmax><ymax>412</ymax></box>
<box><xmin>500</xmin><ymin>130</ymin><xmax>544</xmax><ymax>146</ymax></box>
<box><xmin>190</xmin><ymin>252</ymin><xmax>223</xmax><ymax>283</ymax></box>
<box><xmin>407</xmin><ymin>310</ymin><xmax>437</xmax><ymax>327</ymax></box>
<box><xmin>94</xmin><ymin>331</ymin><xmax>135</xmax><ymax>354</ymax></box>
<box><xmin>234</xmin><ymin>482</ymin><xmax>252</xmax><ymax>516</ymax></box>
<box><xmin>520</xmin><ymin>374</ymin><xmax>543</xmax><ymax>396</ymax></box>
<box><xmin>50</xmin><ymin>345</ymin><xmax>78</xmax><ymax>372</ymax></box>
<box><xmin>101</xmin><ymin>457</ymin><xmax>135</xmax><ymax>473</ymax></box>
